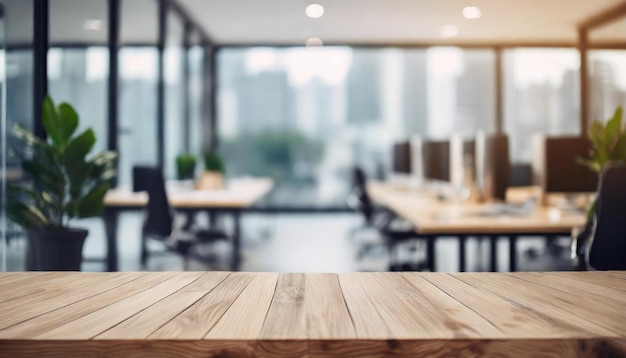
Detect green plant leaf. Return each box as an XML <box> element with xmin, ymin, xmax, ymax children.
<box><xmin>6</xmin><ymin>202</ymin><xmax>50</xmax><ymax>229</ymax></box>
<box><xmin>57</xmin><ymin>103</ymin><xmax>79</xmax><ymax>143</ymax></box>
<box><xmin>73</xmin><ymin>181</ymin><xmax>110</xmax><ymax>218</ymax></box>
<box><xmin>604</xmin><ymin>106</ymin><xmax>622</xmax><ymax>146</ymax></box>
<box><xmin>41</xmin><ymin>95</ymin><xmax>65</xmax><ymax>149</ymax></box>
<box><xmin>21</xmin><ymin>159</ymin><xmax>65</xmax><ymax>195</ymax></box>
<box><xmin>610</xmin><ymin>131</ymin><xmax>626</xmax><ymax>161</ymax></box>
<box><xmin>63</xmin><ymin>129</ymin><xmax>96</xmax><ymax>195</ymax></box>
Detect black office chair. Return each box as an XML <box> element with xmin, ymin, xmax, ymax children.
<box><xmin>586</xmin><ymin>163</ymin><xmax>626</xmax><ymax>270</ymax></box>
<box><xmin>133</xmin><ymin>166</ymin><xmax>229</xmax><ymax>270</ymax></box>
<box><xmin>348</xmin><ymin>167</ymin><xmax>427</xmax><ymax>271</ymax></box>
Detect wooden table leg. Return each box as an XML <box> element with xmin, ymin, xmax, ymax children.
<box><xmin>103</xmin><ymin>208</ymin><xmax>119</xmax><ymax>272</ymax></box>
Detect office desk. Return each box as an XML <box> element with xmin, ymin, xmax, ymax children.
<box><xmin>0</xmin><ymin>271</ymin><xmax>624</xmax><ymax>357</ymax></box>
<box><xmin>103</xmin><ymin>178</ymin><xmax>273</xmax><ymax>271</ymax></box>
<box><xmin>368</xmin><ymin>183</ymin><xmax>587</xmax><ymax>271</ymax></box>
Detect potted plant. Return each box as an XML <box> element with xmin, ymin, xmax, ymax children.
<box><xmin>196</xmin><ymin>151</ymin><xmax>225</xmax><ymax>190</ymax></box>
<box><xmin>7</xmin><ymin>96</ymin><xmax>118</xmax><ymax>271</ymax></box>
<box><xmin>573</xmin><ymin>106</ymin><xmax>625</xmax><ymax>265</ymax></box>
<box><xmin>176</xmin><ymin>153</ymin><xmax>197</xmax><ymax>180</ymax></box>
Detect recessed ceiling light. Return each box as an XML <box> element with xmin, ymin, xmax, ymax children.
<box><xmin>440</xmin><ymin>25</ymin><xmax>459</xmax><ymax>38</ymax></box>
<box><xmin>305</xmin><ymin>4</ymin><xmax>324</xmax><ymax>19</ymax></box>
<box><xmin>306</xmin><ymin>37</ymin><xmax>324</xmax><ymax>46</ymax></box>
<box><xmin>463</xmin><ymin>6</ymin><xmax>481</xmax><ymax>19</ymax></box>
<box><xmin>83</xmin><ymin>19</ymin><xmax>103</xmax><ymax>31</ymax></box>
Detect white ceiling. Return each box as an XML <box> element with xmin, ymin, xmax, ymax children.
<box><xmin>1</xmin><ymin>0</ymin><xmax>625</xmax><ymax>46</ymax></box>
<box><xmin>177</xmin><ymin>0</ymin><xmax>626</xmax><ymax>45</ymax></box>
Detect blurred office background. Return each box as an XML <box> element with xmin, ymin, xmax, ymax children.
<box><xmin>0</xmin><ymin>0</ymin><xmax>625</xmax><ymax>272</ymax></box>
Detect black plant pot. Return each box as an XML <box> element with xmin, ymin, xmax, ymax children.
<box><xmin>26</xmin><ymin>228</ymin><xmax>88</xmax><ymax>271</ymax></box>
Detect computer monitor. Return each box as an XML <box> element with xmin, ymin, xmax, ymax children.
<box><xmin>422</xmin><ymin>140</ymin><xmax>450</xmax><ymax>182</ymax></box>
<box><xmin>392</xmin><ymin>141</ymin><xmax>411</xmax><ymax>174</ymax></box>
<box><xmin>476</xmin><ymin>133</ymin><xmax>510</xmax><ymax>201</ymax></box>
<box><xmin>532</xmin><ymin>135</ymin><xmax>597</xmax><ymax>193</ymax></box>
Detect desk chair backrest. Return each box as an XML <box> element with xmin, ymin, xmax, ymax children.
<box><xmin>353</xmin><ymin>167</ymin><xmax>375</xmax><ymax>225</ymax></box>
<box><xmin>588</xmin><ymin>163</ymin><xmax>626</xmax><ymax>270</ymax></box>
<box><xmin>133</xmin><ymin>166</ymin><xmax>173</xmax><ymax>238</ymax></box>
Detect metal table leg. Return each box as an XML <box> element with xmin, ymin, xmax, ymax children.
<box><xmin>231</xmin><ymin>210</ymin><xmax>241</xmax><ymax>271</ymax></box>
<box><xmin>459</xmin><ymin>236</ymin><xmax>466</xmax><ymax>272</ymax></box>
<box><xmin>509</xmin><ymin>235</ymin><xmax>518</xmax><ymax>272</ymax></box>
<box><xmin>103</xmin><ymin>208</ymin><xmax>119</xmax><ymax>272</ymax></box>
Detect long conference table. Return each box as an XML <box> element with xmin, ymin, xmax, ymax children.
<box><xmin>0</xmin><ymin>271</ymin><xmax>624</xmax><ymax>357</ymax></box>
<box><xmin>368</xmin><ymin>182</ymin><xmax>587</xmax><ymax>272</ymax></box>
<box><xmin>102</xmin><ymin>178</ymin><xmax>273</xmax><ymax>272</ymax></box>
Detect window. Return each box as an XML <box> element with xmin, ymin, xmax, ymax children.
<box><xmin>503</xmin><ymin>48</ymin><xmax>580</xmax><ymax>163</ymax></box>
<box><xmin>218</xmin><ymin>47</ymin><xmax>495</xmax><ymax>207</ymax></box>
<box><xmin>118</xmin><ymin>47</ymin><xmax>158</xmax><ymax>187</ymax></box>
<box><xmin>589</xmin><ymin>50</ymin><xmax>626</xmax><ymax>123</ymax></box>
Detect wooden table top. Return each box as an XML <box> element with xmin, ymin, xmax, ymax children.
<box><xmin>104</xmin><ymin>178</ymin><xmax>273</xmax><ymax>209</ymax></box>
<box><xmin>368</xmin><ymin>182</ymin><xmax>587</xmax><ymax>235</ymax></box>
<box><xmin>0</xmin><ymin>271</ymin><xmax>624</xmax><ymax>357</ymax></box>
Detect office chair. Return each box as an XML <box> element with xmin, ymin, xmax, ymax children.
<box><xmin>133</xmin><ymin>166</ymin><xmax>229</xmax><ymax>270</ymax></box>
<box><xmin>586</xmin><ymin>163</ymin><xmax>626</xmax><ymax>270</ymax></box>
<box><xmin>348</xmin><ymin>167</ymin><xmax>427</xmax><ymax>271</ymax></box>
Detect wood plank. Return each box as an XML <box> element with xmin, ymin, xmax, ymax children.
<box><xmin>95</xmin><ymin>272</ymin><xmax>230</xmax><ymax>339</ymax></box>
<box><xmin>150</xmin><ymin>272</ymin><xmax>254</xmax><ymax>339</ymax></box>
<box><xmin>309</xmin><ymin>338</ymin><xmax>626</xmax><ymax>358</ymax></box>
<box><xmin>33</xmin><ymin>272</ymin><xmax>196</xmax><ymax>339</ymax></box>
<box><xmin>0</xmin><ymin>273</ymin><xmax>127</xmax><ymax>329</ymax></box>
<box><xmin>544</xmin><ymin>271</ymin><xmax>626</xmax><ymax>291</ymax></box>
<box><xmin>422</xmin><ymin>272</ymin><xmax>601</xmax><ymax>338</ymax></box>
<box><xmin>605</xmin><ymin>271</ymin><xmax>626</xmax><ymax>280</ymax></box>
<box><xmin>0</xmin><ymin>272</ymin><xmax>168</xmax><ymax>338</ymax></box>
<box><xmin>0</xmin><ymin>272</ymin><xmax>70</xmax><ymax>303</ymax></box>
<box><xmin>456</xmin><ymin>273</ymin><xmax>624</xmax><ymax>336</ymax></box>
<box><xmin>205</xmin><ymin>272</ymin><xmax>278</xmax><ymax>339</ymax></box>
<box><xmin>510</xmin><ymin>272</ymin><xmax>626</xmax><ymax>303</ymax></box>
<box><xmin>305</xmin><ymin>273</ymin><xmax>355</xmax><ymax>339</ymax></box>
<box><xmin>354</xmin><ymin>272</ymin><xmax>500</xmax><ymax>339</ymax></box>
<box><xmin>400</xmin><ymin>273</ymin><xmax>507</xmax><ymax>337</ymax></box>
<box><xmin>337</xmin><ymin>272</ymin><xmax>392</xmax><ymax>339</ymax></box>
<box><xmin>508</xmin><ymin>273</ymin><xmax>626</xmax><ymax>318</ymax></box>
<box><xmin>259</xmin><ymin>273</ymin><xmax>307</xmax><ymax>339</ymax></box>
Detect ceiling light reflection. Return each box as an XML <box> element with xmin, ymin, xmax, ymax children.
<box><xmin>463</xmin><ymin>6</ymin><xmax>481</xmax><ymax>19</ymax></box>
<box><xmin>305</xmin><ymin>4</ymin><xmax>324</xmax><ymax>18</ymax></box>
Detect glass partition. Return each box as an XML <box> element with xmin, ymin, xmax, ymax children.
<box><xmin>117</xmin><ymin>0</ymin><xmax>158</xmax><ymax>188</ymax></box>
<box><xmin>164</xmin><ymin>10</ymin><xmax>184</xmax><ymax>180</ymax></box>
<box><xmin>217</xmin><ymin>46</ymin><xmax>495</xmax><ymax>207</ymax></box>
<box><xmin>1</xmin><ymin>0</ymin><xmax>34</xmax><ymax>271</ymax></box>
<box><xmin>503</xmin><ymin>48</ymin><xmax>581</xmax><ymax>163</ymax></box>
<box><xmin>188</xmin><ymin>31</ymin><xmax>205</xmax><ymax>160</ymax></box>
<box><xmin>589</xmin><ymin>50</ymin><xmax>626</xmax><ymax>123</ymax></box>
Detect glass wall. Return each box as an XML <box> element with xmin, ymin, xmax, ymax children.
<box><xmin>589</xmin><ymin>50</ymin><xmax>626</xmax><ymax>123</ymax></box>
<box><xmin>117</xmin><ymin>0</ymin><xmax>158</xmax><ymax>188</ymax></box>
<box><xmin>188</xmin><ymin>32</ymin><xmax>205</xmax><ymax>160</ymax></box>
<box><xmin>164</xmin><ymin>11</ymin><xmax>184</xmax><ymax>180</ymax></box>
<box><xmin>217</xmin><ymin>47</ymin><xmax>495</xmax><ymax>207</ymax></box>
<box><xmin>1</xmin><ymin>0</ymin><xmax>34</xmax><ymax>271</ymax></box>
<box><xmin>48</xmin><ymin>47</ymin><xmax>109</xmax><ymax>153</ymax></box>
<box><xmin>503</xmin><ymin>48</ymin><xmax>581</xmax><ymax>163</ymax></box>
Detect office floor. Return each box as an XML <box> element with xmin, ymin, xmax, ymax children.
<box><xmin>3</xmin><ymin>213</ymin><xmax>575</xmax><ymax>272</ymax></box>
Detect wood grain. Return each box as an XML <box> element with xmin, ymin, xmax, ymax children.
<box><xmin>96</xmin><ymin>271</ymin><xmax>230</xmax><ymax>339</ymax></box>
<box><xmin>455</xmin><ymin>272</ymin><xmax>625</xmax><ymax>336</ymax></box>
<box><xmin>34</xmin><ymin>272</ymin><xmax>191</xmax><ymax>339</ymax></box>
<box><xmin>260</xmin><ymin>273</ymin><xmax>307</xmax><ymax>339</ymax></box>
<box><xmin>205</xmin><ymin>272</ymin><xmax>278</xmax><ymax>339</ymax></box>
<box><xmin>0</xmin><ymin>271</ymin><xmax>624</xmax><ymax>357</ymax></box>
<box><xmin>149</xmin><ymin>272</ymin><xmax>254</xmax><ymax>339</ymax></box>
<box><xmin>422</xmin><ymin>272</ymin><xmax>599</xmax><ymax>338</ymax></box>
